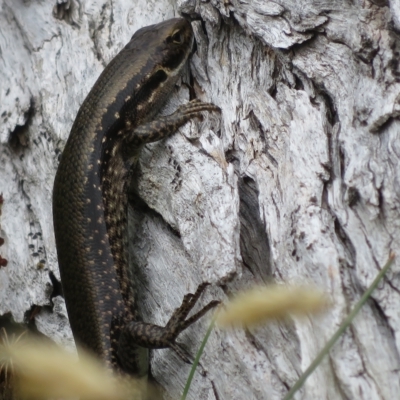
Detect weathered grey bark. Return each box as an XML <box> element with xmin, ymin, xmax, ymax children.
<box><xmin>1</xmin><ymin>0</ymin><xmax>400</xmax><ymax>399</ymax></box>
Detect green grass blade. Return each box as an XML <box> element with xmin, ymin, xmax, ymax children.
<box><xmin>284</xmin><ymin>253</ymin><xmax>395</xmax><ymax>400</ymax></box>
<box><xmin>180</xmin><ymin>312</ymin><xmax>218</xmax><ymax>400</ymax></box>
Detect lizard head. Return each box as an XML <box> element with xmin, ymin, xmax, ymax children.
<box><xmin>126</xmin><ymin>18</ymin><xmax>194</xmax><ymax>76</ymax></box>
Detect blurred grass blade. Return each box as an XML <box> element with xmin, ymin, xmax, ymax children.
<box><xmin>284</xmin><ymin>253</ymin><xmax>395</xmax><ymax>400</ymax></box>
<box><xmin>181</xmin><ymin>311</ymin><xmax>218</xmax><ymax>400</ymax></box>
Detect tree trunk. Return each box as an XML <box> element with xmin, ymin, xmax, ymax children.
<box><xmin>1</xmin><ymin>0</ymin><xmax>400</xmax><ymax>399</ymax></box>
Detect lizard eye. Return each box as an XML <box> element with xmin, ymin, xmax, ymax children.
<box><xmin>170</xmin><ymin>30</ymin><xmax>183</xmax><ymax>44</ymax></box>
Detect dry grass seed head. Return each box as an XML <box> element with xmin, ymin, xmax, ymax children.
<box><xmin>0</xmin><ymin>328</ymin><xmax>27</xmax><ymax>388</ymax></box>
<box><xmin>217</xmin><ymin>284</ymin><xmax>330</xmax><ymax>328</ymax></box>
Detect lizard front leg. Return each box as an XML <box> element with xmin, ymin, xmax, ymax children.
<box><xmin>123</xmin><ymin>99</ymin><xmax>220</xmax><ymax>151</ymax></box>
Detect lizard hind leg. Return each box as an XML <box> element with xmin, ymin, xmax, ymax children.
<box><xmin>118</xmin><ymin>283</ymin><xmax>220</xmax><ymax>366</ymax></box>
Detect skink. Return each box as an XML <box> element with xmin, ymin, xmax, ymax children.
<box><xmin>53</xmin><ymin>17</ymin><xmax>219</xmax><ymax>377</ymax></box>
